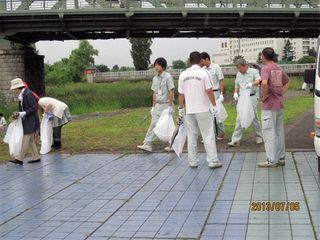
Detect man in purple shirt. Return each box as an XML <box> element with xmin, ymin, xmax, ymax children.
<box><xmin>258</xmin><ymin>47</ymin><xmax>290</xmax><ymax>168</ymax></box>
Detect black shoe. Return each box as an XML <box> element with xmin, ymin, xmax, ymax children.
<box><xmin>52</xmin><ymin>141</ymin><xmax>62</xmax><ymax>150</ymax></box>
<box><xmin>9</xmin><ymin>159</ymin><xmax>23</xmax><ymax>165</ymax></box>
<box><xmin>28</xmin><ymin>159</ymin><xmax>41</xmax><ymax>164</ymax></box>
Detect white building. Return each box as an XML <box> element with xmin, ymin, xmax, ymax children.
<box><xmin>212</xmin><ymin>38</ymin><xmax>317</xmax><ymax>65</ymax></box>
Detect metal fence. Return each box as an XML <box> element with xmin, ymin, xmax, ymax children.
<box><xmin>93</xmin><ymin>63</ymin><xmax>316</xmax><ymax>82</ymax></box>
<box><xmin>0</xmin><ymin>0</ymin><xmax>318</xmax><ymax>11</ymax></box>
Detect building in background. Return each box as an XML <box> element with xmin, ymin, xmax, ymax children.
<box><xmin>212</xmin><ymin>38</ymin><xmax>317</xmax><ymax>65</ymax></box>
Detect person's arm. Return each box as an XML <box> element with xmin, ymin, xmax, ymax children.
<box><xmin>282</xmin><ymin>71</ymin><xmax>290</xmax><ymax>95</ymax></box>
<box><xmin>207</xmin><ymin>89</ymin><xmax>216</xmax><ymax>107</ymax></box>
<box><xmin>178</xmin><ymin>94</ymin><xmax>185</xmax><ymax>109</ymax></box>
<box><xmin>219</xmin><ymin>80</ymin><xmax>225</xmax><ymax>94</ymax></box>
<box><xmin>234</xmin><ymin>87</ymin><xmax>240</xmax><ymax>94</ymax></box>
<box><xmin>168</xmin><ymin>90</ymin><xmax>174</xmax><ymax>106</ymax></box>
<box><xmin>261</xmin><ymin>80</ymin><xmax>269</xmax><ymax>100</ymax></box>
<box><xmin>23</xmin><ymin>93</ymin><xmax>37</xmax><ymax>116</ymax></box>
<box><xmin>152</xmin><ymin>93</ymin><xmax>156</xmax><ymax>107</ymax></box>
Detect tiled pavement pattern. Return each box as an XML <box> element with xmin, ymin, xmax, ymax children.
<box><xmin>0</xmin><ymin>152</ymin><xmax>319</xmax><ymax>240</ymax></box>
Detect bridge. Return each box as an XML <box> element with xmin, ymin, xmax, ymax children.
<box><xmin>0</xmin><ymin>0</ymin><xmax>319</xmax><ymax>43</ymax></box>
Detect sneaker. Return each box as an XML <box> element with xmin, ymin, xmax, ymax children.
<box><xmin>209</xmin><ymin>161</ymin><xmax>223</xmax><ymax>169</ymax></box>
<box><xmin>137</xmin><ymin>144</ymin><xmax>152</xmax><ymax>152</ymax></box>
<box><xmin>258</xmin><ymin>160</ymin><xmax>279</xmax><ymax>168</ymax></box>
<box><xmin>278</xmin><ymin>159</ymin><xmax>285</xmax><ymax>166</ymax></box>
<box><xmin>164</xmin><ymin>146</ymin><xmax>174</xmax><ymax>152</ymax></box>
<box><xmin>256</xmin><ymin>137</ymin><xmax>263</xmax><ymax>144</ymax></box>
<box><xmin>227</xmin><ymin>141</ymin><xmax>240</xmax><ymax>147</ymax></box>
<box><xmin>189</xmin><ymin>162</ymin><xmax>198</xmax><ymax>168</ymax></box>
<box><xmin>217</xmin><ymin>134</ymin><xmax>225</xmax><ymax>141</ymax></box>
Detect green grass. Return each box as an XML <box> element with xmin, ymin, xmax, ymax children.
<box><xmin>0</xmin><ymin>94</ymin><xmax>313</xmax><ymax>164</ymax></box>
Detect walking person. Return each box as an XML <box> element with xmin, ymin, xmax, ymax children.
<box><xmin>38</xmin><ymin>97</ymin><xmax>71</xmax><ymax>150</ymax></box>
<box><xmin>258</xmin><ymin>47</ymin><xmax>290</xmax><ymax>167</ymax></box>
<box><xmin>9</xmin><ymin>78</ymin><xmax>40</xmax><ymax>165</ymax></box>
<box><xmin>178</xmin><ymin>51</ymin><xmax>222</xmax><ymax>169</ymax></box>
<box><xmin>137</xmin><ymin>57</ymin><xmax>175</xmax><ymax>152</ymax></box>
<box><xmin>228</xmin><ymin>58</ymin><xmax>263</xmax><ymax>147</ymax></box>
<box><xmin>199</xmin><ymin>52</ymin><xmax>226</xmax><ymax>140</ymax></box>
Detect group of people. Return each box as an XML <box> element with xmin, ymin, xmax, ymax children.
<box><xmin>137</xmin><ymin>47</ymin><xmax>290</xmax><ymax>169</ymax></box>
<box><xmin>7</xmin><ymin>78</ymin><xmax>71</xmax><ymax>165</ymax></box>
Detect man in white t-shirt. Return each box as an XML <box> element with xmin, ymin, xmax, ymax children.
<box><xmin>178</xmin><ymin>51</ymin><xmax>222</xmax><ymax>169</ymax></box>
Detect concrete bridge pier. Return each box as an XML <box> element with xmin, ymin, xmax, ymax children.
<box><xmin>0</xmin><ymin>38</ymin><xmax>45</xmax><ymax>102</ymax></box>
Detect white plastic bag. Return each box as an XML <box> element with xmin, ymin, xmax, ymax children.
<box><xmin>3</xmin><ymin>118</ymin><xmax>24</xmax><ymax>158</ymax></box>
<box><xmin>153</xmin><ymin>108</ymin><xmax>175</xmax><ymax>142</ymax></box>
<box><xmin>40</xmin><ymin>114</ymin><xmax>53</xmax><ymax>154</ymax></box>
<box><xmin>171</xmin><ymin>122</ymin><xmax>187</xmax><ymax>159</ymax></box>
<box><xmin>237</xmin><ymin>89</ymin><xmax>255</xmax><ymax>129</ymax></box>
<box><xmin>216</xmin><ymin>101</ymin><xmax>228</xmax><ymax>123</ymax></box>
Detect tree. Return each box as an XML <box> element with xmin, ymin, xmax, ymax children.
<box><xmin>68</xmin><ymin>40</ymin><xmax>99</xmax><ymax>82</ymax></box>
<box><xmin>308</xmin><ymin>47</ymin><xmax>317</xmax><ymax>58</ymax></box>
<box><xmin>282</xmin><ymin>40</ymin><xmax>295</xmax><ymax>61</ymax></box>
<box><xmin>233</xmin><ymin>55</ymin><xmax>244</xmax><ymax>64</ymax></box>
<box><xmin>256</xmin><ymin>52</ymin><xmax>262</xmax><ymax>64</ymax></box>
<box><xmin>298</xmin><ymin>56</ymin><xmax>316</xmax><ymax>64</ymax></box>
<box><xmin>172</xmin><ymin>60</ymin><xmax>187</xmax><ymax>69</ymax></box>
<box><xmin>112</xmin><ymin>65</ymin><xmax>120</xmax><ymax>72</ymax></box>
<box><xmin>96</xmin><ymin>64</ymin><xmax>110</xmax><ymax>72</ymax></box>
<box><xmin>130</xmin><ymin>38</ymin><xmax>153</xmax><ymax>70</ymax></box>
<box><xmin>45</xmin><ymin>58</ymin><xmax>72</xmax><ymax>85</ymax></box>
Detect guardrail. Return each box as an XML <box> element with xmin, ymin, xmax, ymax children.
<box><xmin>93</xmin><ymin>63</ymin><xmax>316</xmax><ymax>83</ymax></box>
<box><xmin>0</xmin><ymin>0</ymin><xmax>318</xmax><ymax>11</ymax></box>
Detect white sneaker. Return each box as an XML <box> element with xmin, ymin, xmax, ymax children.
<box><xmin>164</xmin><ymin>146</ymin><xmax>173</xmax><ymax>152</ymax></box>
<box><xmin>137</xmin><ymin>144</ymin><xmax>152</xmax><ymax>152</ymax></box>
<box><xmin>278</xmin><ymin>159</ymin><xmax>285</xmax><ymax>166</ymax></box>
<box><xmin>256</xmin><ymin>137</ymin><xmax>263</xmax><ymax>144</ymax></box>
<box><xmin>227</xmin><ymin>141</ymin><xmax>240</xmax><ymax>147</ymax></box>
<box><xmin>189</xmin><ymin>162</ymin><xmax>198</xmax><ymax>168</ymax></box>
<box><xmin>209</xmin><ymin>161</ymin><xmax>223</xmax><ymax>169</ymax></box>
<box><xmin>258</xmin><ymin>160</ymin><xmax>279</xmax><ymax>168</ymax></box>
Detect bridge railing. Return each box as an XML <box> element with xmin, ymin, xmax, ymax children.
<box><xmin>0</xmin><ymin>0</ymin><xmax>318</xmax><ymax>11</ymax></box>
<box><xmin>93</xmin><ymin>63</ymin><xmax>315</xmax><ymax>83</ymax></box>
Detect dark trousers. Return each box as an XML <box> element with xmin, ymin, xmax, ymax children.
<box><xmin>53</xmin><ymin>126</ymin><xmax>62</xmax><ymax>142</ymax></box>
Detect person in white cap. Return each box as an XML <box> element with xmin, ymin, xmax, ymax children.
<box><xmin>9</xmin><ymin>78</ymin><xmax>40</xmax><ymax>165</ymax></box>
<box><xmin>38</xmin><ymin>97</ymin><xmax>71</xmax><ymax>150</ymax></box>
<box><xmin>178</xmin><ymin>51</ymin><xmax>222</xmax><ymax>169</ymax></box>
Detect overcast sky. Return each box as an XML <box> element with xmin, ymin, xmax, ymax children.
<box><xmin>36</xmin><ymin>38</ymin><xmax>225</xmax><ymax>67</ymax></box>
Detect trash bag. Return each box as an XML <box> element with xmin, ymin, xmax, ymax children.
<box><xmin>40</xmin><ymin>114</ymin><xmax>53</xmax><ymax>154</ymax></box>
<box><xmin>171</xmin><ymin>122</ymin><xmax>187</xmax><ymax>159</ymax></box>
<box><xmin>237</xmin><ymin>89</ymin><xmax>255</xmax><ymax>129</ymax></box>
<box><xmin>216</xmin><ymin>101</ymin><xmax>228</xmax><ymax>123</ymax></box>
<box><xmin>153</xmin><ymin>108</ymin><xmax>175</xmax><ymax>142</ymax></box>
<box><xmin>3</xmin><ymin>118</ymin><xmax>24</xmax><ymax>158</ymax></box>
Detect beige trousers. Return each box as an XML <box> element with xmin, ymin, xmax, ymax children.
<box><xmin>16</xmin><ymin>134</ymin><xmax>40</xmax><ymax>161</ymax></box>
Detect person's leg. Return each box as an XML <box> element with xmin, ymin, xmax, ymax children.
<box><xmin>53</xmin><ymin>126</ymin><xmax>62</xmax><ymax>149</ymax></box>
<box><xmin>259</xmin><ymin>110</ymin><xmax>278</xmax><ymax>167</ymax></box>
<box><xmin>230</xmin><ymin>115</ymin><xmax>244</xmax><ymax>144</ymax></box>
<box><xmin>28</xmin><ymin>134</ymin><xmax>40</xmax><ymax>163</ymax></box>
<box><xmin>142</xmin><ymin>112</ymin><xmax>161</xmax><ymax>146</ymax></box>
<box><xmin>196</xmin><ymin>112</ymin><xmax>220</xmax><ymax>165</ymax></box>
<box><xmin>276</xmin><ymin>110</ymin><xmax>286</xmax><ymax>164</ymax></box>
<box><xmin>12</xmin><ymin>134</ymin><xmax>31</xmax><ymax>164</ymax></box>
<box><xmin>251</xmin><ymin>97</ymin><xmax>263</xmax><ymax>142</ymax></box>
<box><xmin>185</xmin><ymin>114</ymin><xmax>200</xmax><ymax>166</ymax></box>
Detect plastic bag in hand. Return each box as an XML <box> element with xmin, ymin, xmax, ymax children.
<box><xmin>3</xmin><ymin>118</ymin><xmax>23</xmax><ymax>158</ymax></box>
<box><xmin>153</xmin><ymin>108</ymin><xmax>175</xmax><ymax>142</ymax></box>
<box><xmin>40</xmin><ymin>114</ymin><xmax>53</xmax><ymax>154</ymax></box>
<box><xmin>236</xmin><ymin>89</ymin><xmax>255</xmax><ymax>129</ymax></box>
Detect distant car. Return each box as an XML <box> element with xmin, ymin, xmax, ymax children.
<box><xmin>309</xmin><ymin>37</ymin><xmax>320</xmax><ymax>173</ymax></box>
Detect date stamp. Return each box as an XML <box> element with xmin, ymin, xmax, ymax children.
<box><xmin>251</xmin><ymin>201</ymin><xmax>300</xmax><ymax>211</ymax></box>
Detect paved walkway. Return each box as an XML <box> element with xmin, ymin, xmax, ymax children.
<box><xmin>0</xmin><ymin>152</ymin><xmax>319</xmax><ymax>240</ymax></box>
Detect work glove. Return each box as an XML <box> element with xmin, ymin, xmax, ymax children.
<box><xmin>218</xmin><ymin>94</ymin><xmax>224</xmax><ymax>103</ymax></box>
<box><xmin>167</xmin><ymin>106</ymin><xmax>174</xmax><ymax>114</ymax></box>
<box><xmin>210</xmin><ymin>106</ymin><xmax>219</xmax><ymax>118</ymax></box>
<box><xmin>47</xmin><ymin>112</ymin><xmax>54</xmax><ymax>120</ymax></box>
<box><xmin>150</xmin><ymin>107</ymin><xmax>154</xmax><ymax>115</ymax></box>
<box><xmin>233</xmin><ymin>92</ymin><xmax>239</xmax><ymax>101</ymax></box>
<box><xmin>19</xmin><ymin>112</ymin><xmax>26</xmax><ymax>118</ymax></box>
<box><xmin>245</xmin><ymin>82</ymin><xmax>253</xmax><ymax>89</ymax></box>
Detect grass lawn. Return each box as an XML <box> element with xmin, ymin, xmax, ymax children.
<box><xmin>0</xmin><ymin>94</ymin><xmax>313</xmax><ymax>164</ymax></box>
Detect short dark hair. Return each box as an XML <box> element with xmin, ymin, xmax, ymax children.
<box><xmin>200</xmin><ymin>52</ymin><xmax>210</xmax><ymax>61</ymax></box>
<box><xmin>0</xmin><ymin>113</ymin><xmax>3</xmax><ymax>117</ymax></box>
<box><xmin>262</xmin><ymin>47</ymin><xmax>275</xmax><ymax>61</ymax></box>
<box><xmin>154</xmin><ymin>57</ymin><xmax>167</xmax><ymax>70</ymax></box>
<box><xmin>189</xmin><ymin>51</ymin><xmax>201</xmax><ymax>64</ymax></box>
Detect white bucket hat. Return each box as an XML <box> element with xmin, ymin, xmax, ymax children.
<box><xmin>10</xmin><ymin>78</ymin><xmax>25</xmax><ymax>90</ymax></box>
